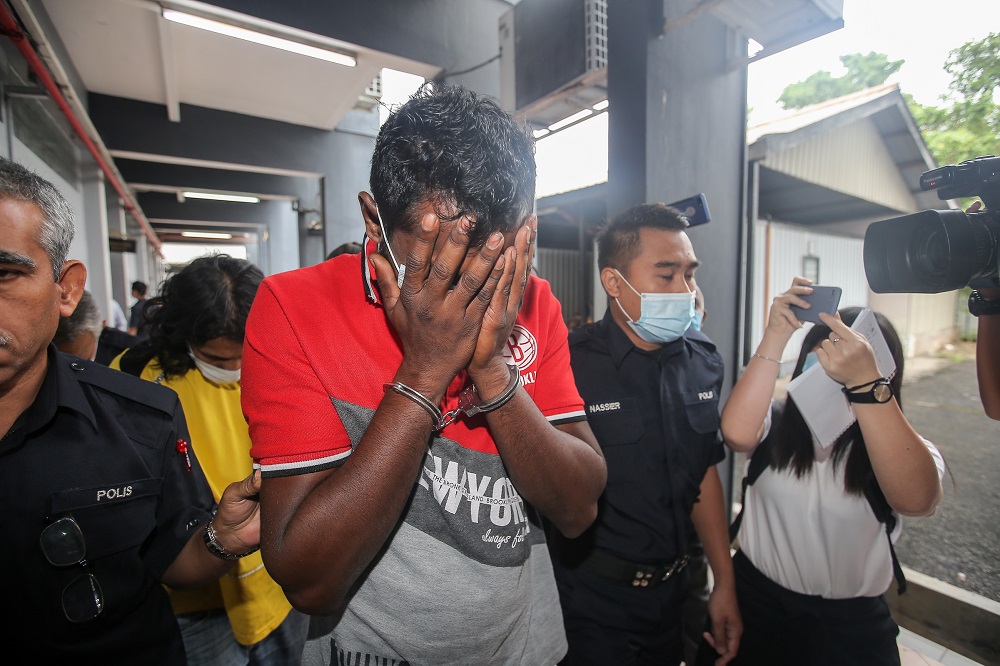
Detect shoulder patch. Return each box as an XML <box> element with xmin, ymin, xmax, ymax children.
<box><xmin>69</xmin><ymin>357</ymin><xmax>180</xmax><ymax>416</ymax></box>
<box><xmin>684</xmin><ymin>327</ymin><xmax>718</xmax><ymax>352</ymax></box>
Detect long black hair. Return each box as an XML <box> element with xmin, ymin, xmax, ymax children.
<box><xmin>769</xmin><ymin>307</ymin><xmax>905</xmax><ymax>496</ymax></box>
<box><xmin>142</xmin><ymin>254</ymin><xmax>263</xmax><ymax>379</ymax></box>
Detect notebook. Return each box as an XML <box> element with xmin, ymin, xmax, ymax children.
<box><xmin>785</xmin><ymin>308</ymin><xmax>896</xmax><ymax>448</ymax></box>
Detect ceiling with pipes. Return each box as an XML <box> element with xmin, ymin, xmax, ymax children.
<box><xmin>18</xmin><ymin>0</ymin><xmax>439</xmax><ymax>254</ymax></box>
<box><xmin>5</xmin><ymin>0</ymin><xmax>845</xmax><ymax>263</ymax></box>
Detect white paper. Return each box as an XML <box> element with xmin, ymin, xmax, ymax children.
<box><xmin>785</xmin><ymin>308</ymin><xmax>895</xmax><ymax>448</ymax></box>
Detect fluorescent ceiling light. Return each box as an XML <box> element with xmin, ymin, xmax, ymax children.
<box><xmin>162</xmin><ymin>9</ymin><xmax>356</xmax><ymax>67</ymax></box>
<box><xmin>182</xmin><ymin>191</ymin><xmax>261</xmax><ymax>204</ymax></box>
<box><xmin>548</xmin><ymin>109</ymin><xmax>593</xmax><ymax>132</ymax></box>
<box><xmin>592</xmin><ymin>100</ymin><xmax>609</xmax><ymax>111</ymax></box>
<box><xmin>181</xmin><ymin>231</ymin><xmax>234</xmax><ymax>240</ymax></box>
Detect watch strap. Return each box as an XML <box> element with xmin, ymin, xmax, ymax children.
<box><xmin>843</xmin><ymin>378</ymin><xmax>893</xmax><ymax>404</ymax></box>
<box><xmin>203</xmin><ymin>520</ymin><xmax>259</xmax><ymax>561</ymax></box>
<box><xmin>969</xmin><ymin>290</ymin><xmax>1000</xmax><ymax>317</ymax></box>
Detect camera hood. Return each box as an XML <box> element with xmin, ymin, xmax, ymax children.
<box><xmin>864</xmin><ymin>209</ymin><xmax>983</xmax><ymax>293</ymax></box>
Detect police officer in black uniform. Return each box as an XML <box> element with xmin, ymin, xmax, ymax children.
<box><xmin>0</xmin><ymin>156</ymin><xmax>261</xmax><ymax>664</ymax></box>
<box><xmin>549</xmin><ymin>203</ymin><xmax>742</xmax><ymax>665</ymax></box>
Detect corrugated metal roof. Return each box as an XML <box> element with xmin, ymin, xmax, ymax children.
<box><xmin>748</xmin><ymin>83</ymin><xmax>944</xmax><ymax>227</ymax></box>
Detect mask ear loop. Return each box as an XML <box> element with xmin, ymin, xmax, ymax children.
<box><xmin>376</xmin><ymin>206</ymin><xmax>405</xmax><ymax>289</ymax></box>
<box><xmin>361</xmin><ymin>229</ymin><xmax>378</xmax><ymax>304</ymax></box>
<box><xmin>613</xmin><ymin>269</ymin><xmax>640</xmax><ymax>323</ymax></box>
<box><xmin>361</xmin><ymin>205</ymin><xmax>406</xmax><ymax>303</ymax></box>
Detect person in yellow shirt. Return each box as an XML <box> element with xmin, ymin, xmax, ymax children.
<box><xmin>113</xmin><ymin>254</ymin><xmax>307</xmax><ymax>665</ymax></box>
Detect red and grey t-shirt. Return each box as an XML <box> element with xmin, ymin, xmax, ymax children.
<box><xmin>242</xmin><ymin>252</ymin><xmax>584</xmax><ymax>664</ymax></box>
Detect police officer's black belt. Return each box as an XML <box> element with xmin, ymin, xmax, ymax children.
<box><xmin>577</xmin><ymin>548</ymin><xmax>690</xmax><ymax>588</ymax></box>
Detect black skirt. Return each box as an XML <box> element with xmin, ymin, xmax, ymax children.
<box><xmin>695</xmin><ymin>550</ymin><xmax>900</xmax><ymax>666</ymax></box>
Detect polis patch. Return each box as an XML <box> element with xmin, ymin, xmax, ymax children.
<box><xmin>47</xmin><ymin>477</ymin><xmax>161</xmax><ymax>515</ymax></box>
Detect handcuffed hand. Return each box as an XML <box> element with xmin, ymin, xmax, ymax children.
<box><xmin>468</xmin><ymin>215</ymin><xmax>536</xmax><ymax>382</ymax></box>
<box><xmin>370</xmin><ymin>210</ymin><xmax>508</xmax><ymax>401</ymax></box>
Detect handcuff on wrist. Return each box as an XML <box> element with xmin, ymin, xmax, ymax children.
<box><xmin>384</xmin><ymin>363</ymin><xmax>521</xmax><ymax>432</ymax></box>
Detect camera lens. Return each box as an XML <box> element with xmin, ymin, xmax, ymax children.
<box><xmin>917</xmin><ymin>229</ymin><xmax>950</xmax><ymax>277</ymax></box>
<box><xmin>864</xmin><ymin>209</ymin><xmax>987</xmax><ymax>293</ymax></box>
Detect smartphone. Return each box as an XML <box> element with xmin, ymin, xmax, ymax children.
<box><xmin>790</xmin><ymin>286</ymin><xmax>842</xmax><ymax>324</ymax></box>
<box><xmin>667</xmin><ymin>193</ymin><xmax>711</xmax><ymax>227</ymax></box>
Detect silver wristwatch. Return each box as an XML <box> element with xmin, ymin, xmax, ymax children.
<box><xmin>203</xmin><ymin>520</ymin><xmax>258</xmax><ymax>561</ymax></box>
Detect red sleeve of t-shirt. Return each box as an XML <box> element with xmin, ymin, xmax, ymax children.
<box><xmin>241</xmin><ymin>279</ymin><xmax>352</xmax><ymax>473</ymax></box>
<box><xmin>523</xmin><ymin>276</ymin><xmax>587</xmax><ymax>425</ymax></box>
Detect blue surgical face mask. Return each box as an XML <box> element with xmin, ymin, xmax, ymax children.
<box><xmin>376</xmin><ymin>206</ymin><xmax>405</xmax><ymax>288</ymax></box>
<box><xmin>801</xmin><ymin>351</ymin><xmax>820</xmax><ymax>373</ymax></box>
<box><xmin>692</xmin><ymin>310</ymin><xmax>704</xmax><ymax>331</ymax></box>
<box><xmin>614</xmin><ymin>270</ymin><xmax>696</xmax><ymax>344</ymax></box>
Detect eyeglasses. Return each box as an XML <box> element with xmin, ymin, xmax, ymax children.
<box><xmin>40</xmin><ymin>516</ymin><xmax>104</xmax><ymax>623</ymax></box>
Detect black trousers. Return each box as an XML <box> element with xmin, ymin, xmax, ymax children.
<box><xmin>553</xmin><ymin>560</ymin><xmax>689</xmax><ymax>666</ymax></box>
<box><xmin>711</xmin><ymin>550</ymin><xmax>900</xmax><ymax>666</ymax></box>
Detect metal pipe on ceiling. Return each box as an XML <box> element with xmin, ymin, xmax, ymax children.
<box><xmin>0</xmin><ymin>2</ymin><xmax>164</xmax><ymax>255</ymax></box>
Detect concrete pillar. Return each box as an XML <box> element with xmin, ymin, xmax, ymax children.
<box><xmin>80</xmin><ymin>163</ymin><xmax>114</xmax><ymax>322</ymax></box>
<box><xmin>606</xmin><ymin>0</ymin><xmax>750</xmax><ymax>511</ymax></box>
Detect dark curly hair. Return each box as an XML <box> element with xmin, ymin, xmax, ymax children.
<box><xmin>770</xmin><ymin>307</ymin><xmax>905</xmax><ymax>497</ymax></box>
<box><xmin>596</xmin><ymin>203</ymin><xmax>690</xmax><ymax>271</ymax></box>
<box><xmin>370</xmin><ymin>83</ymin><xmax>536</xmax><ymax>248</ymax></box>
<box><xmin>144</xmin><ymin>254</ymin><xmax>263</xmax><ymax>379</ymax></box>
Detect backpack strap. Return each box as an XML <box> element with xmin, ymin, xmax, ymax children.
<box><xmin>117</xmin><ymin>341</ymin><xmax>156</xmax><ymax>378</ymax></box>
<box><xmin>729</xmin><ymin>399</ymin><xmax>908</xmax><ymax>595</ymax></box>
<box><xmin>864</xmin><ymin>479</ymin><xmax>907</xmax><ymax>595</ymax></box>
<box><xmin>729</xmin><ymin>403</ymin><xmax>781</xmax><ymax>542</ymax></box>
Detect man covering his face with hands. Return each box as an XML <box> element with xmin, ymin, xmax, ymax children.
<box><xmin>240</xmin><ymin>84</ymin><xmax>606</xmax><ymax>666</ymax></box>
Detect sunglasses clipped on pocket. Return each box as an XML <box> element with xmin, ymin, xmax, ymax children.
<box><xmin>40</xmin><ymin>516</ymin><xmax>104</xmax><ymax>623</ymax></box>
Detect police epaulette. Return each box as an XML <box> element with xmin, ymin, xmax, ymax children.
<box><xmin>66</xmin><ymin>355</ymin><xmax>179</xmax><ymax>415</ymax></box>
<box><xmin>684</xmin><ymin>327</ymin><xmax>718</xmax><ymax>351</ymax></box>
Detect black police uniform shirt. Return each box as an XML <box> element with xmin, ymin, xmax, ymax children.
<box><xmin>559</xmin><ymin>308</ymin><xmax>725</xmax><ymax>565</ymax></box>
<box><xmin>0</xmin><ymin>346</ymin><xmax>216</xmax><ymax>664</ymax></box>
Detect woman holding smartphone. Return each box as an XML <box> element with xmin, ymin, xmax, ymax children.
<box><xmin>716</xmin><ymin>277</ymin><xmax>945</xmax><ymax>666</ymax></box>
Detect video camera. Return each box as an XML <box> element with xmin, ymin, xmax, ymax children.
<box><xmin>863</xmin><ymin>155</ymin><xmax>1000</xmax><ymax>293</ymax></box>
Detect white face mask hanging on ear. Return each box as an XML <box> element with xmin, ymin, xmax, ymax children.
<box><xmin>376</xmin><ymin>205</ymin><xmax>405</xmax><ymax>288</ymax></box>
<box><xmin>188</xmin><ymin>346</ymin><xmax>241</xmax><ymax>385</ymax></box>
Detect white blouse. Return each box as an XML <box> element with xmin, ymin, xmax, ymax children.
<box><xmin>737</xmin><ymin>434</ymin><xmax>945</xmax><ymax>599</ymax></box>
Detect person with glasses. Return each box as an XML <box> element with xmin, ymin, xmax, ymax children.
<box><xmin>0</xmin><ymin>157</ymin><xmax>262</xmax><ymax>664</ymax></box>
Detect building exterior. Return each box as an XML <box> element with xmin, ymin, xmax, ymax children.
<box><xmin>746</xmin><ymin>83</ymin><xmax>958</xmax><ymax>362</ymax></box>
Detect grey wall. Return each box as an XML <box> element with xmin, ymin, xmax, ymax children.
<box><xmin>606</xmin><ymin>0</ymin><xmax>750</xmax><ymax>508</ymax></box>
<box><xmin>645</xmin><ymin>11</ymin><xmax>748</xmax><ymax>395</ymax></box>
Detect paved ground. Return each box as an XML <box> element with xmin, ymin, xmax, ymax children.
<box><xmin>894</xmin><ymin>342</ymin><xmax>1000</xmax><ymax>603</ymax></box>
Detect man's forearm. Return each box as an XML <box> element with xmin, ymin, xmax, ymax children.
<box><xmin>691</xmin><ymin>466</ymin><xmax>735</xmax><ymax>587</ymax></box>
<box><xmin>486</xmin><ymin>391</ymin><xmax>606</xmax><ymax>538</ymax></box>
<box><xmin>977</xmin><ymin>312</ymin><xmax>1000</xmax><ymax>419</ymax></box>
<box><xmin>260</xmin><ymin>395</ymin><xmax>437</xmax><ymax>615</ymax></box>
